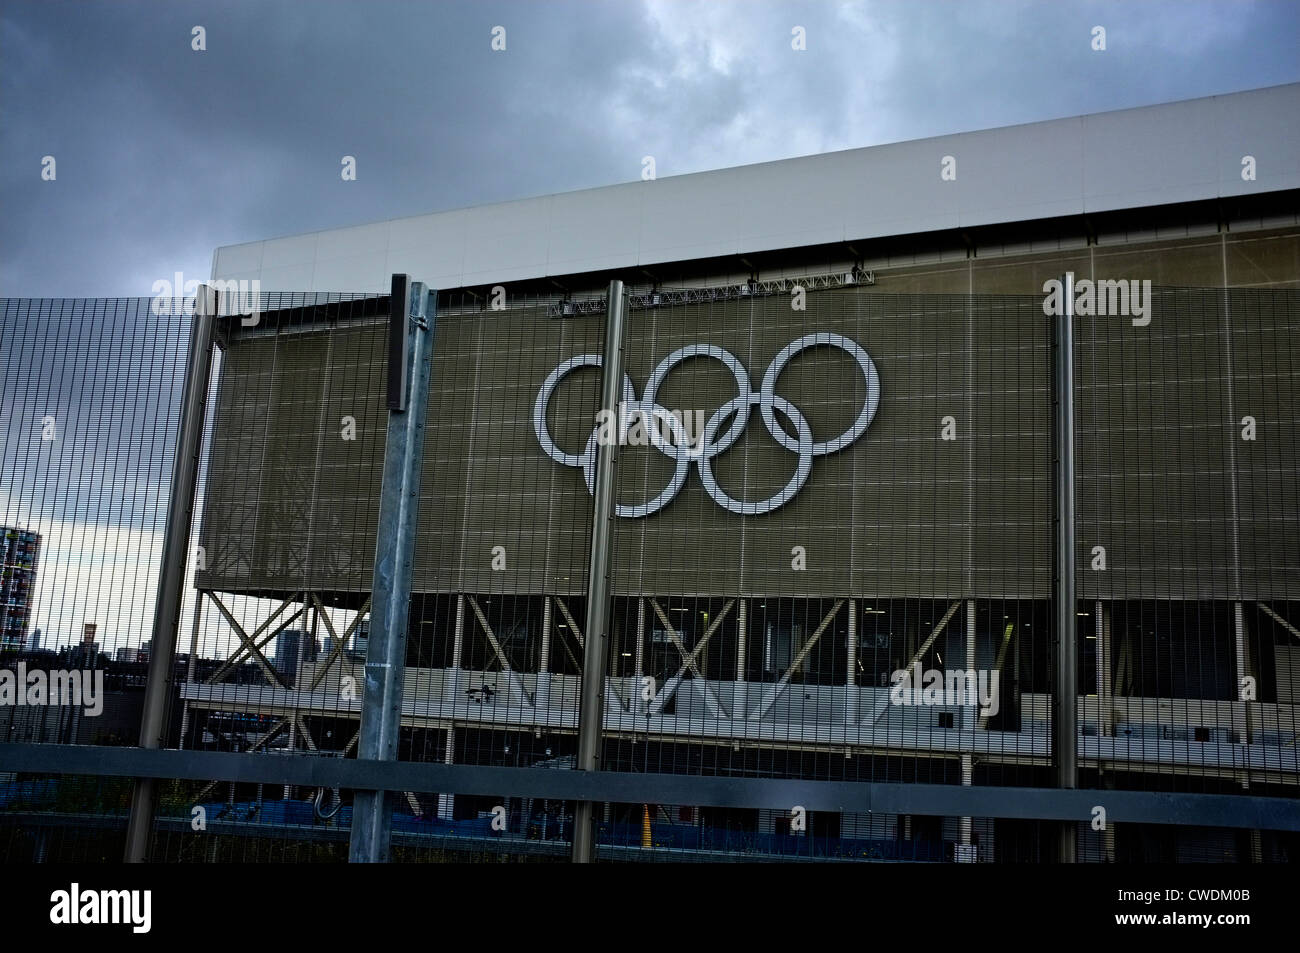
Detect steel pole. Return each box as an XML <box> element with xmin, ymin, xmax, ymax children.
<box><xmin>124</xmin><ymin>292</ymin><xmax>218</xmax><ymax>862</ymax></box>
<box><xmin>1052</xmin><ymin>272</ymin><xmax>1078</xmax><ymax>862</ymax></box>
<box><xmin>349</xmin><ymin>276</ymin><xmax>436</xmax><ymax>862</ymax></box>
<box><xmin>572</xmin><ymin>281</ymin><xmax>625</xmax><ymax>863</ymax></box>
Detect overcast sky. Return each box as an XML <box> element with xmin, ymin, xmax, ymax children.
<box><xmin>2</xmin><ymin>0</ymin><xmax>1299</xmax><ymax>299</ymax></box>
<box><xmin>1</xmin><ymin>0</ymin><xmax>1298</xmax><ymax>652</ymax></box>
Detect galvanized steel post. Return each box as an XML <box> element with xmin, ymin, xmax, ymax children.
<box><xmin>124</xmin><ymin>289</ymin><xmax>218</xmax><ymax>862</ymax></box>
<box><xmin>1052</xmin><ymin>272</ymin><xmax>1078</xmax><ymax>862</ymax></box>
<box><xmin>572</xmin><ymin>280</ymin><xmax>625</xmax><ymax>863</ymax></box>
<box><xmin>349</xmin><ymin>275</ymin><xmax>436</xmax><ymax>862</ymax></box>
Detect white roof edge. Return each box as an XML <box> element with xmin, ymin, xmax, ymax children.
<box><xmin>214</xmin><ymin>83</ymin><xmax>1300</xmax><ymax>292</ymax></box>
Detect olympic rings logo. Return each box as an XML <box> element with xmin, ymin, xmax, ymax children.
<box><xmin>533</xmin><ymin>332</ymin><xmax>881</xmax><ymax>517</ymax></box>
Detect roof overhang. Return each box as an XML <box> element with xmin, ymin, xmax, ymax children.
<box><xmin>213</xmin><ymin>83</ymin><xmax>1300</xmax><ymax>294</ymax></box>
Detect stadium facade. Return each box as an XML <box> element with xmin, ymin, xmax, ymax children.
<box><xmin>184</xmin><ymin>83</ymin><xmax>1300</xmax><ymax>861</ymax></box>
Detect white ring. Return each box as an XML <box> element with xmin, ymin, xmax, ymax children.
<box><xmin>759</xmin><ymin>332</ymin><xmax>880</xmax><ymax>456</ymax></box>
<box><xmin>696</xmin><ymin>392</ymin><xmax>814</xmax><ymax>515</ymax></box>
<box><xmin>533</xmin><ymin>355</ymin><xmax>635</xmax><ymax>468</ymax></box>
<box><xmin>641</xmin><ymin>344</ymin><xmax>750</xmax><ymax>461</ymax></box>
<box><xmin>535</xmin><ymin>334</ymin><xmax>879</xmax><ymax>517</ymax></box>
<box><xmin>581</xmin><ymin>427</ymin><xmax>692</xmax><ymax>518</ymax></box>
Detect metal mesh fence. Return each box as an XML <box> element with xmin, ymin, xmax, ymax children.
<box><xmin>2</xmin><ymin>283</ymin><xmax>1298</xmax><ymax>863</ymax></box>
<box><xmin>0</xmin><ymin>772</ymin><xmax>135</xmax><ymax>862</ymax></box>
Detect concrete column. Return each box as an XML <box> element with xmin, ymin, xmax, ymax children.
<box><xmin>449</xmin><ymin>593</ymin><xmax>465</xmax><ymax>699</ymax></box>
<box><xmin>536</xmin><ymin>597</ymin><xmax>552</xmax><ymax>709</ymax></box>
<box><xmin>283</xmin><ymin>720</ymin><xmax>296</xmax><ymax>800</ymax></box>
<box><xmin>437</xmin><ymin>727</ymin><xmax>455</xmax><ymax>820</ymax></box>
<box><xmin>634</xmin><ymin>598</ymin><xmax>646</xmax><ymax>679</ymax></box>
<box><xmin>1234</xmin><ymin>602</ymin><xmax>1251</xmax><ymax>743</ymax></box>
<box><xmin>965</xmin><ymin>599</ymin><xmax>977</xmax><ymax>728</ymax></box>
<box><xmin>452</xmin><ymin>594</ymin><xmax>465</xmax><ymax>667</ymax></box>
<box><xmin>735</xmin><ymin>599</ymin><xmax>748</xmax><ymax>719</ymax></box>
<box><xmin>1013</xmin><ymin>623</ymin><xmax>1021</xmax><ymax>726</ymax></box>
<box><xmin>1096</xmin><ymin>601</ymin><xmax>1112</xmax><ymax>737</ymax></box>
<box><xmin>960</xmin><ymin>755</ymin><xmax>974</xmax><ymax>848</ymax></box>
<box><xmin>1099</xmin><ymin>601</ymin><xmax>1116</xmax><ymax>861</ymax></box>
<box><xmin>845</xmin><ymin>600</ymin><xmax>857</xmax><ymax>725</ymax></box>
<box><xmin>539</xmin><ymin>597</ymin><xmax>552</xmax><ymax>674</ymax></box>
<box><xmin>961</xmin><ymin>599</ymin><xmax>977</xmax><ymax>851</ymax></box>
<box><xmin>1235</xmin><ymin>604</ymin><xmax>1260</xmax><ymax>859</ymax></box>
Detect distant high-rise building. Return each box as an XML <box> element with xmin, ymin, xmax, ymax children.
<box><xmin>69</xmin><ymin>622</ymin><xmax>101</xmax><ymax>668</ymax></box>
<box><xmin>26</xmin><ymin>627</ymin><xmax>42</xmax><ymax>652</ymax></box>
<box><xmin>274</xmin><ymin>629</ymin><xmax>319</xmax><ymax>685</ymax></box>
<box><xmin>0</xmin><ymin>528</ymin><xmax>41</xmax><ymax>652</ymax></box>
<box><xmin>350</xmin><ymin>616</ymin><xmax>370</xmax><ymax>659</ymax></box>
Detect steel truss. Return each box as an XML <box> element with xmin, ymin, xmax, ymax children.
<box><xmin>542</xmin><ymin>268</ymin><xmax>876</xmax><ymax>318</ymax></box>
<box><xmin>182</xmin><ymin>590</ymin><xmax>1300</xmax><ymax>789</ymax></box>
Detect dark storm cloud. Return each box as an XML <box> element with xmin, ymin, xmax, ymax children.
<box><xmin>1</xmin><ymin>0</ymin><xmax>1298</xmax><ymax>298</ymax></box>
<box><xmin>1</xmin><ymin>298</ymin><xmax>187</xmax><ymax>529</ymax></box>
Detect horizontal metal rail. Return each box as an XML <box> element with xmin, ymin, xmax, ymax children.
<box><xmin>176</xmin><ymin>685</ymin><xmax>1300</xmax><ymax>781</ymax></box>
<box><xmin>0</xmin><ymin>812</ymin><xmax>856</xmax><ymax>863</ymax></box>
<box><xmin>2</xmin><ymin>743</ymin><xmax>1298</xmax><ymax>832</ymax></box>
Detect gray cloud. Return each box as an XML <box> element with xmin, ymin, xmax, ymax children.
<box><xmin>1</xmin><ymin>0</ymin><xmax>1297</xmax><ymax>298</ymax></box>
<box><xmin>0</xmin><ymin>299</ymin><xmax>186</xmax><ymax>529</ymax></box>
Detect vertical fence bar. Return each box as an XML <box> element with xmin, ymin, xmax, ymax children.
<box><xmin>124</xmin><ymin>291</ymin><xmax>218</xmax><ymax>862</ymax></box>
<box><xmin>349</xmin><ymin>276</ymin><xmax>436</xmax><ymax>862</ymax></box>
<box><xmin>1052</xmin><ymin>272</ymin><xmax>1078</xmax><ymax>862</ymax></box>
<box><xmin>572</xmin><ymin>280</ymin><xmax>626</xmax><ymax>863</ymax></box>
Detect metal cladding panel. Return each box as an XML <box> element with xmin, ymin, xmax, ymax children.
<box><xmin>1075</xmin><ymin>291</ymin><xmax>1233</xmax><ymax>600</ymax></box>
<box><xmin>194</xmin><ymin>286</ymin><xmax>1300</xmax><ymax>602</ymax></box>
<box><xmin>199</xmin><ymin>323</ymin><xmax>388</xmax><ymax>593</ymax></box>
<box><xmin>1231</xmin><ymin>289</ymin><xmax>1300</xmax><ymax>598</ymax></box>
<box><xmin>211</xmin><ymin>84</ymin><xmax>1300</xmax><ymax>294</ymax></box>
